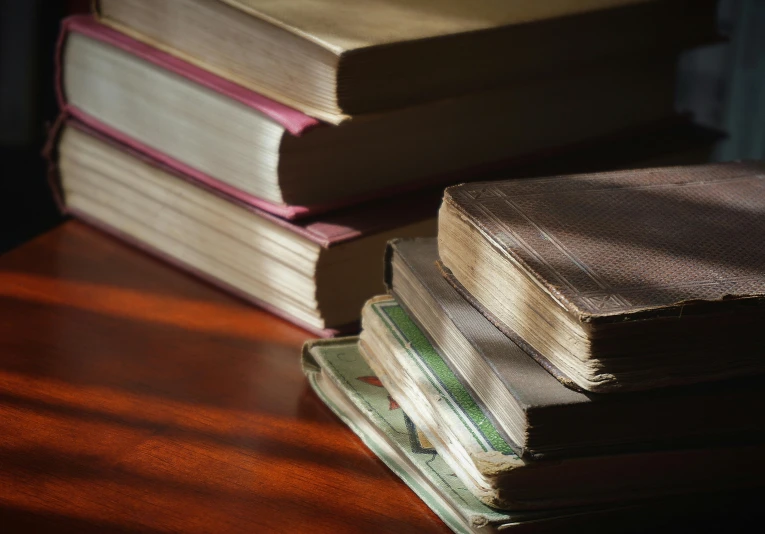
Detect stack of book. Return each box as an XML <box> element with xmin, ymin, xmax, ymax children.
<box><xmin>303</xmin><ymin>161</ymin><xmax>765</xmax><ymax>532</ymax></box>
<box><xmin>48</xmin><ymin>1</ymin><xmax>720</xmax><ymax>334</ymax></box>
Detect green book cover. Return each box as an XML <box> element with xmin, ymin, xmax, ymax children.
<box><xmin>302</xmin><ymin>338</ymin><xmax>515</xmax><ymax>533</ymax></box>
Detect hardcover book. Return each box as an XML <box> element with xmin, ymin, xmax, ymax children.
<box><xmin>357</xmin><ymin>297</ymin><xmax>765</xmax><ymax>509</ymax></box>
<box><xmin>303</xmin><ymin>336</ymin><xmax>765</xmax><ymax>529</ymax></box>
<box><xmin>58</xmin><ymin>15</ymin><xmax>681</xmax><ymax>219</ymax></box>
<box><xmin>94</xmin><ymin>0</ymin><xmax>718</xmax><ymax>122</ymax></box>
<box><xmin>439</xmin><ymin>162</ymin><xmax>765</xmax><ymax>392</ymax></box>
<box><xmin>46</xmin><ymin>118</ymin><xmax>438</xmax><ymax>336</ymax></box>
<box><xmin>385</xmin><ymin>238</ymin><xmax>765</xmax><ymax>459</ymax></box>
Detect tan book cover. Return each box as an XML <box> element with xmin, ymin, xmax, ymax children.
<box><xmin>220</xmin><ymin>0</ymin><xmax>656</xmax><ymax>51</ymax></box>
<box><xmin>95</xmin><ymin>0</ymin><xmax>718</xmax><ymax>122</ymax></box>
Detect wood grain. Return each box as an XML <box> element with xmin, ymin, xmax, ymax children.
<box><xmin>0</xmin><ymin>221</ymin><xmax>451</xmax><ymax>533</ymax></box>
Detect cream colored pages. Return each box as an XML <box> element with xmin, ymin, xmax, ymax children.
<box><xmin>223</xmin><ymin>0</ymin><xmax>656</xmax><ymax>52</ymax></box>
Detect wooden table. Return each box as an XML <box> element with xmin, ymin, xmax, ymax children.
<box><xmin>0</xmin><ymin>221</ymin><xmax>451</xmax><ymax>533</ymax></box>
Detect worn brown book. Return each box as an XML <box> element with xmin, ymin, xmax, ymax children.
<box><xmin>385</xmin><ymin>238</ymin><xmax>765</xmax><ymax>459</ymax></box>
<box><xmin>439</xmin><ymin>162</ymin><xmax>765</xmax><ymax>392</ymax></box>
<box><xmin>94</xmin><ymin>0</ymin><xmax>718</xmax><ymax>123</ymax></box>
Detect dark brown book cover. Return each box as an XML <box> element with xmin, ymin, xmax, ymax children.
<box><xmin>443</xmin><ymin>161</ymin><xmax>765</xmax><ymax>323</ymax></box>
<box><xmin>386</xmin><ymin>238</ymin><xmax>765</xmax><ymax>459</ymax></box>
<box><xmin>440</xmin><ymin>162</ymin><xmax>765</xmax><ymax>392</ymax></box>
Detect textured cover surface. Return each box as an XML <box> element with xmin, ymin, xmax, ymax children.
<box><xmin>216</xmin><ymin>0</ymin><xmax>652</xmax><ymax>51</ymax></box>
<box><xmin>444</xmin><ymin>162</ymin><xmax>765</xmax><ymax>323</ymax></box>
<box><xmin>48</xmin><ymin>117</ymin><xmax>439</xmax><ymax>248</ymax></box>
<box><xmin>386</xmin><ymin>238</ymin><xmax>765</xmax><ymax>458</ymax></box>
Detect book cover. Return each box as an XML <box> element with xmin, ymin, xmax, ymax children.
<box><xmin>443</xmin><ymin>162</ymin><xmax>765</xmax><ymax>322</ymax></box>
<box><xmin>385</xmin><ymin>238</ymin><xmax>765</xmax><ymax>458</ymax></box>
<box><xmin>303</xmin><ymin>336</ymin><xmax>765</xmax><ymax>530</ymax></box>
<box><xmin>439</xmin><ymin>162</ymin><xmax>765</xmax><ymax>392</ymax></box>
<box><xmin>302</xmin><ymin>338</ymin><xmax>521</xmax><ymax>533</ymax></box>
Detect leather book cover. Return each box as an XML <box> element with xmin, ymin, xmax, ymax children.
<box><xmin>443</xmin><ymin>162</ymin><xmax>765</xmax><ymax>324</ymax></box>
<box><xmin>386</xmin><ymin>238</ymin><xmax>765</xmax><ymax>459</ymax></box>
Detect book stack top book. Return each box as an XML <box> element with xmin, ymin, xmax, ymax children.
<box><xmin>438</xmin><ymin>161</ymin><xmax>765</xmax><ymax>392</ymax></box>
<box><xmin>93</xmin><ymin>0</ymin><xmax>718</xmax><ymax>123</ymax></box>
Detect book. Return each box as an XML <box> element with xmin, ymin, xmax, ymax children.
<box><xmin>302</xmin><ymin>337</ymin><xmax>536</xmax><ymax>532</ymax></box>
<box><xmin>93</xmin><ymin>0</ymin><xmax>719</xmax><ymax>123</ymax></box>
<box><xmin>46</xmin><ymin>118</ymin><xmax>438</xmax><ymax>336</ymax></box>
<box><xmin>58</xmin><ymin>15</ymin><xmax>681</xmax><ymax>219</ymax></box>
<box><xmin>303</xmin><ymin>336</ymin><xmax>765</xmax><ymax>530</ymax></box>
<box><xmin>385</xmin><ymin>237</ymin><xmax>765</xmax><ymax>459</ymax></box>
<box><xmin>357</xmin><ymin>296</ymin><xmax>765</xmax><ymax>509</ymax></box>
<box><xmin>438</xmin><ymin>162</ymin><xmax>765</xmax><ymax>393</ymax></box>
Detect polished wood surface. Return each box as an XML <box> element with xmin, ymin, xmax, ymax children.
<box><xmin>0</xmin><ymin>221</ymin><xmax>451</xmax><ymax>533</ymax></box>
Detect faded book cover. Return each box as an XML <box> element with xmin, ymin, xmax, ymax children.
<box><xmin>443</xmin><ymin>162</ymin><xmax>765</xmax><ymax>322</ymax></box>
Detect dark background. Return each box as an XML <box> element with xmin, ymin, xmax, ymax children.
<box><xmin>1</xmin><ymin>0</ymin><xmax>763</xmax><ymax>255</ymax></box>
<box><xmin>1</xmin><ymin>0</ymin><xmax>89</xmax><ymax>253</ymax></box>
